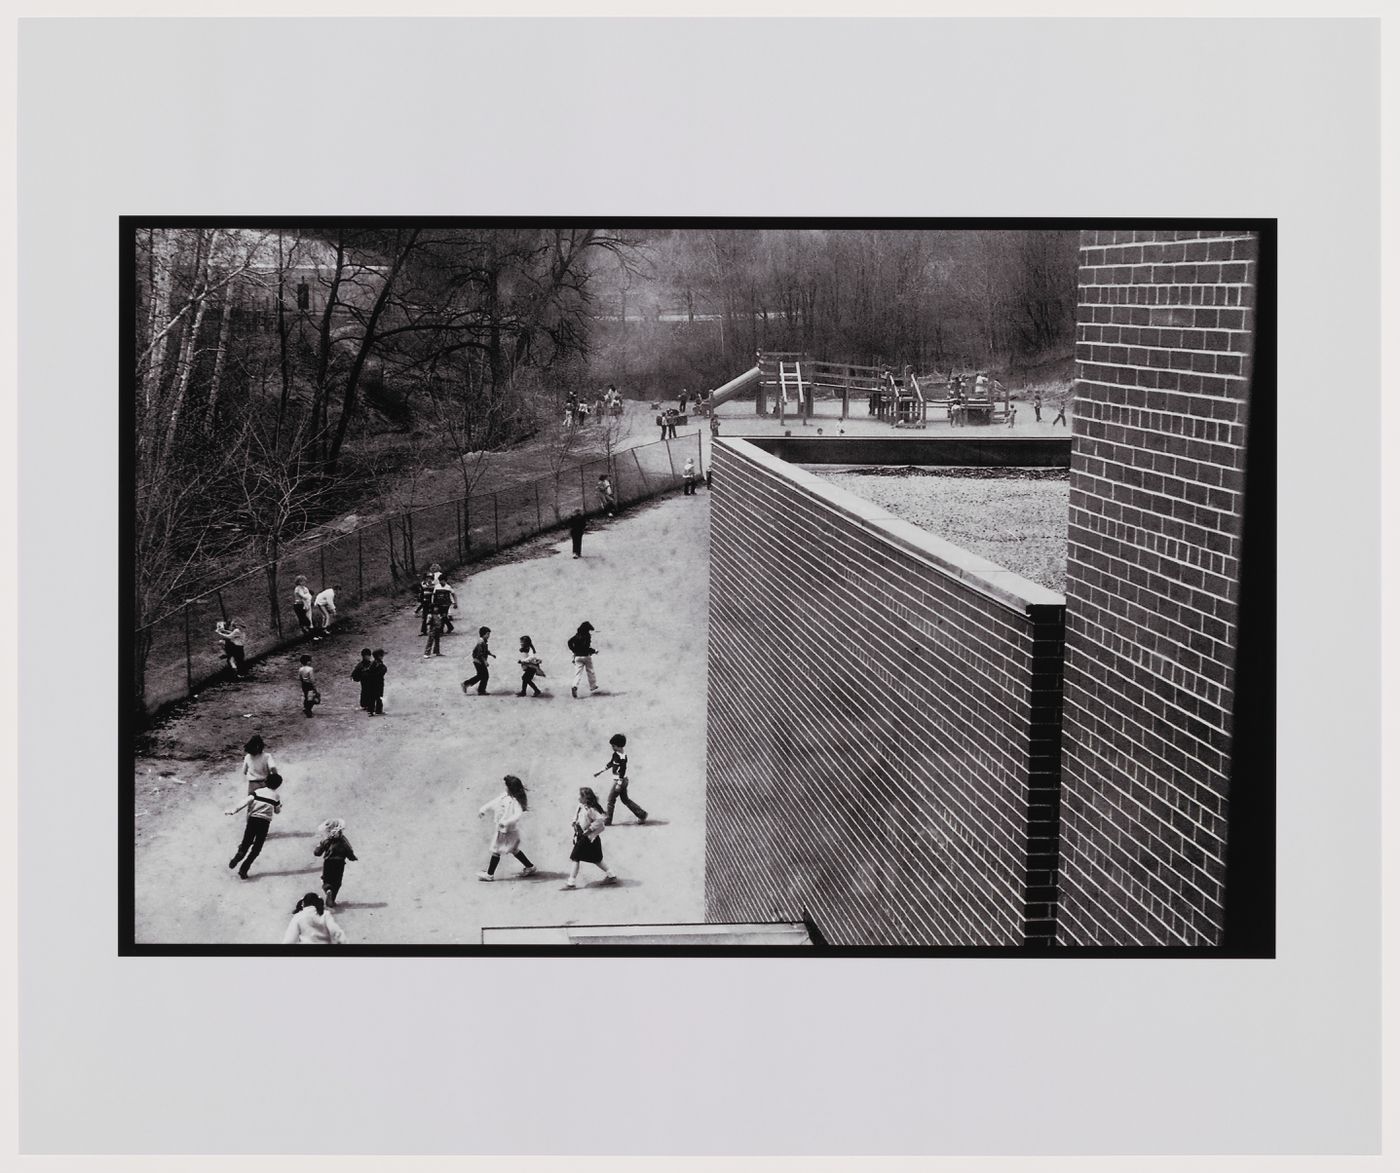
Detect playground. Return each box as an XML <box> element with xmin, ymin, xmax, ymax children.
<box><xmin>702</xmin><ymin>352</ymin><xmax>1074</xmax><ymax>435</ymax></box>
<box><xmin>134</xmin><ymin>490</ymin><xmax>711</xmax><ymax>945</ymax></box>
<box><xmin>133</xmin><ymin>353</ymin><xmax>1077</xmax><ymax>946</ymax></box>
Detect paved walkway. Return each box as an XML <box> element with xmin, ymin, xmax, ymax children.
<box><xmin>135</xmin><ymin>492</ymin><xmax>711</xmax><ymax>945</ymax></box>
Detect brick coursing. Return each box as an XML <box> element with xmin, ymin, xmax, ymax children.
<box><xmin>1057</xmin><ymin>229</ymin><xmax>1257</xmax><ymax>946</ymax></box>
<box><xmin>705</xmin><ymin>440</ymin><xmax>1065</xmax><ymax>946</ymax></box>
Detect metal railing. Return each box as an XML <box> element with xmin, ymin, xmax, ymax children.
<box><xmin>134</xmin><ymin>432</ymin><xmax>704</xmax><ymax>720</ymax></box>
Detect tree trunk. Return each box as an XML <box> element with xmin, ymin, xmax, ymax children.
<box><xmin>203</xmin><ymin>292</ymin><xmax>234</xmax><ymax>431</ymax></box>
<box><xmin>159</xmin><ymin>229</ymin><xmax>219</xmax><ymax>464</ymax></box>
<box><xmin>326</xmin><ymin>229</ymin><xmax>419</xmax><ymax>469</ymax></box>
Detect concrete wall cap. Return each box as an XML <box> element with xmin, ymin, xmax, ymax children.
<box><xmin>718</xmin><ymin>437</ymin><xmax>1066</xmax><ymax>614</ymax></box>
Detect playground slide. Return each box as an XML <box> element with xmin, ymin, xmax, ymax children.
<box><xmin>708</xmin><ymin>365</ymin><xmax>761</xmax><ymax>409</ymax></box>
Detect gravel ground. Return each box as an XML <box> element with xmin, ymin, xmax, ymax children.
<box><xmin>815</xmin><ymin>467</ymin><xmax>1070</xmax><ymax>594</ymax></box>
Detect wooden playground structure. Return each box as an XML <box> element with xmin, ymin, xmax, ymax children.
<box><xmin>749</xmin><ymin>351</ymin><xmax>1013</xmax><ymax>428</ymax></box>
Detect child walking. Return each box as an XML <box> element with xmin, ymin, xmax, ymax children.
<box><xmin>225</xmin><ymin>773</ymin><xmax>283</xmax><ymax>879</ymax></box>
<box><xmin>567</xmin><ymin>621</ymin><xmax>599</xmax><ymax>698</ymax></box>
<box><xmin>461</xmin><ymin>627</ymin><xmax>495</xmax><ymax>695</ymax></box>
<box><xmin>297</xmin><ymin>655</ymin><xmax>320</xmax><ymax>717</ymax></box>
<box><xmin>517</xmin><ymin>636</ymin><xmax>545</xmax><ymax>697</ymax></box>
<box><xmin>477</xmin><ymin>775</ymin><xmax>537</xmax><ymax>881</ymax></box>
<box><xmin>312</xmin><ymin>818</ymin><xmax>358</xmax><ymax>908</ymax></box>
<box><xmin>565</xmin><ymin>786</ymin><xmax>618</xmax><ymax>888</ymax></box>
<box><xmin>424</xmin><ymin>607</ymin><xmax>446</xmax><ymax>658</ymax></box>
<box><xmin>600</xmin><ymin>733</ymin><xmax>648</xmax><ymax>825</ymax></box>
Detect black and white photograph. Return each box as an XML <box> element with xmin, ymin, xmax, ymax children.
<box><xmin>16</xmin><ymin>11</ymin><xmax>1385</xmax><ymax>1161</ymax></box>
<box><xmin>124</xmin><ymin>218</ymin><xmax>1275</xmax><ymax>953</ymax></box>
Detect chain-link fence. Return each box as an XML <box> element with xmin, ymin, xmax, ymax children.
<box><xmin>134</xmin><ymin>433</ymin><xmax>704</xmax><ymax>721</ymax></box>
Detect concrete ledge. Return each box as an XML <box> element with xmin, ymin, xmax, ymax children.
<box><xmin>481</xmin><ymin>922</ymin><xmax>814</xmax><ymax>946</ymax></box>
<box><xmin>719</xmin><ymin>437</ymin><xmax>1066</xmax><ymax>615</ymax></box>
<box><xmin>742</xmin><ymin>434</ymin><xmax>1072</xmax><ymax>467</ymax></box>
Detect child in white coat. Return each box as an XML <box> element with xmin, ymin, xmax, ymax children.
<box><xmin>282</xmin><ymin>892</ymin><xmax>347</xmax><ymax>944</ymax></box>
<box><xmin>477</xmin><ymin>775</ymin><xmax>536</xmax><ymax>881</ymax></box>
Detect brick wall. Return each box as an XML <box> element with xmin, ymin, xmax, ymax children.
<box><xmin>1057</xmin><ymin>229</ymin><xmax>1258</xmax><ymax>946</ymax></box>
<box><xmin>705</xmin><ymin>439</ymin><xmax>1065</xmax><ymax>946</ymax></box>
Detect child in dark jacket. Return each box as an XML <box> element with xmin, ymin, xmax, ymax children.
<box><xmin>365</xmin><ymin>649</ymin><xmax>387</xmax><ymax>715</ymax></box>
<box><xmin>313</xmin><ymin>818</ymin><xmax>359</xmax><ymax>908</ymax></box>
<box><xmin>601</xmin><ymin>732</ymin><xmax>648</xmax><ymax>825</ymax></box>
<box><xmin>351</xmin><ymin>648</ymin><xmax>374</xmax><ymax>711</ymax></box>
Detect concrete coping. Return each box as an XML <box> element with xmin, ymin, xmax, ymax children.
<box><xmin>720</xmin><ymin>437</ymin><xmax>1066</xmax><ymax>616</ymax></box>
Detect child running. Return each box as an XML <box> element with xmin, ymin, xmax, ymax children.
<box><xmin>312</xmin><ymin>818</ymin><xmax>359</xmax><ymax>908</ymax></box>
<box><xmin>516</xmin><ymin>636</ymin><xmax>544</xmax><ymax>697</ymax></box>
<box><xmin>281</xmin><ymin>893</ymin><xmax>347</xmax><ymax>945</ymax></box>
<box><xmin>600</xmin><ymin>733</ymin><xmax>647</xmax><ymax>825</ymax></box>
<box><xmin>477</xmin><ymin>775</ymin><xmax>537</xmax><ymax>881</ymax></box>
<box><xmin>297</xmin><ymin>654</ymin><xmax>320</xmax><ymax>717</ymax></box>
<box><xmin>225</xmin><ymin>773</ymin><xmax>283</xmax><ymax>879</ymax></box>
<box><xmin>241</xmin><ymin>734</ymin><xmax>277</xmax><ymax>795</ymax></box>
<box><xmin>565</xmin><ymin>786</ymin><xmax>617</xmax><ymax>889</ymax></box>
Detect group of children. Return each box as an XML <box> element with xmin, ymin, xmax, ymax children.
<box><xmin>453</xmin><ymin>621</ymin><xmax>599</xmax><ymax>699</ymax></box>
<box><xmin>225</xmin><ymin>722</ymin><xmax>652</xmax><ymax>942</ymax></box>
<box><xmin>209</xmin><ymin>575</ymin><xmax>340</xmax><ymax>684</ymax></box>
<box><xmin>213</xmin><ymin>489</ymin><xmax>683</xmax><ymax>939</ymax></box>
<box><xmin>224</xmin><ymin>732</ymin><xmax>360</xmax><ymax>942</ymax></box>
<box><xmin>475</xmin><ymin>732</ymin><xmax>648</xmax><ymax>889</ymax></box>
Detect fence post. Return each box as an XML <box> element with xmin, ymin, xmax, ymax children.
<box><xmin>664</xmin><ymin>438</ymin><xmax>678</xmax><ymax>483</ymax></box>
<box><xmin>183</xmin><ymin>601</ymin><xmax>193</xmax><ymax>696</ymax></box>
<box><xmin>534</xmin><ymin>481</ymin><xmax>542</xmax><ymax>531</ymax></box>
<box><xmin>464</xmin><ymin>495</ymin><xmax>471</xmax><ymax>560</ymax></box>
<box><xmin>631</xmin><ymin>448</ymin><xmax>650</xmax><ymax>499</ymax></box>
<box><xmin>493</xmin><ymin>492</ymin><xmax>500</xmax><ymax>550</ymax></box>
<box><xmin>319</xmin><ymin>542</ymin><xmax>327</xmax><ymax>590</ymax></box>
<box><xmin>579</xmin><ymin>466</ymin><xmax>587</xmax><ymax>514</ymax></box>
<box><xmin>357</xmin><ymin>530</ymin><xmax>364</xmax><ymax>599</ymax></box>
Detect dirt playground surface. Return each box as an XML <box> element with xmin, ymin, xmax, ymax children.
<box><xmin>134</xmin><ymin>492</ymin><xmax>711</xmax><ymax>945</ymax></box>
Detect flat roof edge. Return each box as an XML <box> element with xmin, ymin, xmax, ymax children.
<box><xmin>720</xmin><ymin>437</ymin><xmax>1067</xmax><ymax>614</ymax></box>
